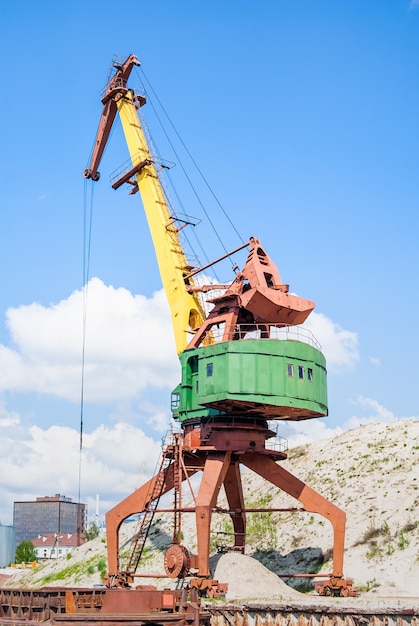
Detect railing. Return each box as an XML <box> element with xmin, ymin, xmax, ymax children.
<box><xmin>201</xmin><ymin>323</ymin><xmax>322</xmax><ymax>351</ymax></box>
<box><xmin>266</xmin><ymin>422</ymin><xmax>288</xmax><ymax>453</ymax></box>
<box><xmin>109</xmin><ymin>150</ymin><xmax>176</xmax><ymax>185</ymax></box>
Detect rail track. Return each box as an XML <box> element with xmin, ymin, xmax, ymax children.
<box><xmin>210</xmin><ymin>601</ymin><xmax>419</xmax><ymax>626</ymax></box>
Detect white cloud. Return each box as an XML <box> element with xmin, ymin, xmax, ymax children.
<box><xmin>1</xmin><ymin>278</ymin><xmax>179</xmax><ymax>402</ymax></box>
<box><xmin>272</xmin><ymin>418</ymin><xmax>344</xmax><ymax>449</ymax></box>
<box><xmin>0</xmin><ymin>403</ymin><xmax>20</xmax><ymax>428</ymax></box>
<box><xmin>345</xmin><ymin>395</ymin><xmax>397</xmax><ymax>429</ymax></box>
<box><xmin>304</xmin><ymin>312</ymin><xmax>359</xmax><ymax>370</ymax></box>
<box><xmin>0</xmin><ymin>410</ymin><xmax>162</xmax><ymax>526</ymax></box>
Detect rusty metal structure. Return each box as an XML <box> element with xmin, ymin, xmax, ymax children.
<box><xmin>0</xmin><ymin>586</ymin><xmax>208</xmax><ymax>626</ymax></box>
<box><xmin>82</xmin><ymin>54</ymin><xmax>358</xmax><ymax>598</ymax></box>
<box><xmin>2</xmin><ymin>587</ymin><xmax>419</xmax><ymax>626</ymax></box>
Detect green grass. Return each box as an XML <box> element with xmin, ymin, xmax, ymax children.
<box><xmin>39</xmin><ymin>556</ymin><xmax>99</xmax><ymax>586</ymax></box>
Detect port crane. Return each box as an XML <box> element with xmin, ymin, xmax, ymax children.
<box><xmin>85</xmin><ymin>54</ymin><xmax>354</xmax><ymax>597</ymax></box>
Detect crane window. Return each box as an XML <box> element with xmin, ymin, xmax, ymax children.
<box><xmin>206</xmin><ymin>363</ymin><xmax>213</xmax><ymax>377</ymax></box>
<box><xmin>171</xmin><ymin>392</ymin><xmax>180</xmax><ymax>410</ymax></box>
<box><xmin>307</xmin><ymin>368</ymin><xmax>313</xmax><ymax>381</ymax></box>
<box><xmin>189</xmin><ymin>356</ymin><xmax>198</xmax><ymax>374</ymax></box>
<box><xmin>287</xmin><ymin>364</ymin><xmax>294</xmax><ymax>377</ymax></box>
<box><xmin>298</xmin><ymin>366</ymin><xmax>304</xmax><ymax>379</ymax></box>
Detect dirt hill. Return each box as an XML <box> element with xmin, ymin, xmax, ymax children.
<box><xmin>3</xmin><ymin>418</ymin><xmax>419</xmax><ymax>599</ymax></box>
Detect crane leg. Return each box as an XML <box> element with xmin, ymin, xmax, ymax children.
<box><xmin>195</xmin><ymin>451</ymin><xmax>232</xmax><ymax>576</ymax></box>
<box><xmin>223</xmin><ymin>460</ymin><xmax>246</xmax><ymax>552</ymax></box>
<box><xmin>241</xmin><ymin>453</ymin><xmax>346</xmax><ymax>577</ymax></box>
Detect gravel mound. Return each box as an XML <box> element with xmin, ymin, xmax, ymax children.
<box><xmin>213</xmin><ymin>552</ymin><xmax>304</xmax><ymax>601</ymax></box>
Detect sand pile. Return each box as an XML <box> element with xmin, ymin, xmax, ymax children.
<box><xmin>213</xmin><ymin>553</ymin><xmax>304</xmax><ymax>601</ymax></box>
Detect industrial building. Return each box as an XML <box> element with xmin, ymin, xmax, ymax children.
<box><xmin>13</xmin><ymin>494</ymin><xmax>86</xmax><ymax>548</ymax></box>
<box><xmin>0</xmin><ymin>523</ymin><xmax>15</xmax><ymax>566</ymax></box>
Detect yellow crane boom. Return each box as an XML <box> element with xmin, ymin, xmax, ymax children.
<box><xmin>84</xmin><ymin>55</ymin><xmax>206</xmax><ymax>354</ymax></box>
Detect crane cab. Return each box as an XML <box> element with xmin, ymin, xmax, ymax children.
<box><xmin>171</xmin><ymin>333</ymin><xmax>328</xmax><ymax>424</ymax></box>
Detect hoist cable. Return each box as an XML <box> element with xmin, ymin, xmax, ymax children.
<box><xmin>142</xmin><ymin>96</ymin><xmax>225</xmax><ymax>257</ymax></box>
<box><xmin>78</xmin><ymin>180</ymin><xmax>94</xmax><ymax>509</ymax></box>
<box><xmin>136</xmin><ymin>68</ymin><xmax>245</xmax><ymax>261</ymax></box>
<box><xmin>133</xmin><ymin>83</ymin><xmax>217</xmax><ymax>278</ymax></box>
<box><xmin>131</xmin><ymin>93</ymin><xmax>210</xmax><ymax>271</ymax></box>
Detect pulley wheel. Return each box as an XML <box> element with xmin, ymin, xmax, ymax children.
<box><xmin>164</xmin><ymin>544</ymin><xmax>190</xmax><ymax>578</ymax></box>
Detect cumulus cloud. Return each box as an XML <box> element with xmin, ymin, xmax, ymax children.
<box><xmin>274</xmin><ymin>418</ymin><xmax>344</xmax><ymax>449</ymax></box>
<box><xmin>1</xmin><ymin>278</ymin><xmax>179</xmax><ymax>402</ymax></box>
<box><xmin>304</xmin><ymin>312</ymin><xmax>359</xmax><ymax>370</ymax></box>
<box><xmin>345</xmin><ymin>395</ymin><xmax>397</xmax><ymax>429</ymax></box>
<box><xmin>0</xmin><ymin>407</ymin><xmax>163</xmax><ymax>525</ymax></box>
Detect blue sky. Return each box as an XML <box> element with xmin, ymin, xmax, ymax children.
<box><xmin>0</xmin><ymin>1</ymin><xmax>418</xmax><ymax>527</ymax></box>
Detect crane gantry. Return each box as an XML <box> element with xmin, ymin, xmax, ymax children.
<box><xmin>85</xmin><ymin>54</ymin><xmax>355</xmax><ymax>597</ymax></box>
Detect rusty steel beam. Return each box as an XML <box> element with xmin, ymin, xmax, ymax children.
<box><xmin>0</xmin><ymin>587</ymin><xmax>210</xmax><ymax>626</ymax></box>
<box><xmin>240</xmin><ymin>452</ymin><xmax>346</xmax><ymax>578</ymax></box>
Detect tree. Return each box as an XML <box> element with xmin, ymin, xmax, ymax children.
<box><xmin>15</xmin><ymin>540</ymin><xmax>37</xmax><ymax>564</ymax></box>
<box><xmin>85</xmin><ymin>522</ymin><xmax>100</xmax><ymax>541</ymax></box>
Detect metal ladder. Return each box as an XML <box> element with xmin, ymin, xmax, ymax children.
<box><xmin>122</xmin><ymin>438</ymin><xmax>175</xmax><ymax>575</ymax></box>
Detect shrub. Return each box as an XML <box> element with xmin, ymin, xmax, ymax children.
<box><xmin>85</xmin><ymin>523</ymin><xmax>100</xmax><ymax>541</ymax></box>
<box><xmin>15</xmin><ymin>540</ymin><xmax>37</xmax><ymax>564</ymax></box>
<box><xmin>97</xmin><ymin>558</ymin><xmax>106</xmax><ymax>571</ymax></box>
<box><xmin>366</xmin><ymin>542</ymin><xmax>382</xmax><ymax>560</ymax></box>
<box><xmin>398</xmin><ymin>531</ymin><xmax>409</xmax><ymax>550</ymax></box>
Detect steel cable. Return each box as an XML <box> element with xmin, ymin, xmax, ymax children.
<box><xmin>136</xmin><ymin>67</ymin><xmax>245</xmax><ymax>268</ymax></box>
<box><xmin>78</xmin><ymin>179</ymin><xmax>94</xmax><ymax>514</ymax></box>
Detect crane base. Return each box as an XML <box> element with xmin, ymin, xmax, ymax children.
<box><xmin>189</xmin><ymin>578</ymin><xmax>228</xmax><ymax>598</ymax></box>
<box><xmin>315</xmin><ymin>576</ymin><xmax>358</xmax><ymax>597</ymax></box>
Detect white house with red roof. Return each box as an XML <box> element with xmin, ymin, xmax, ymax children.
<box><xmin>31</xmin><ymin>532</ymin><xmax>85</xmax><ymax>560</ymax></box>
